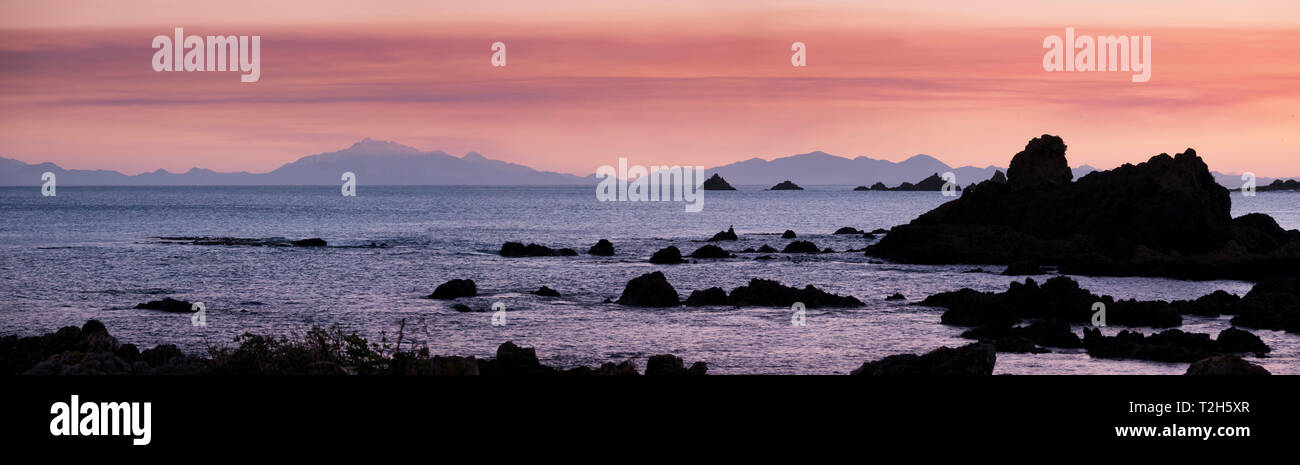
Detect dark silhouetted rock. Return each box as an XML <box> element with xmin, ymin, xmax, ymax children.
<box><xmin>616</xmin><ymin>271</ymin><xmax>680</xmax><ymax>307</ymax></box>
<box><xmin>1082</xmin><ymin>327</ymin><xmax>1270</xmax><ymax>363</ymax></box>
<box><xmin>864</xmin><ymin>135</ymin><xmax>1300</xmax><ymax>280</ymax></box>
<box><xmin>960</xmin><ymin>319</ymin><xmax>1081</xmax><ymax>353</ymax></box>
<box><xmin>645</xmin><ymin>354</ymin><xmax>707</xmax><ymax>375</ymax></box>
<box><xmin>781</xmin><ymin>230</ymin><xmax>797</xmax><ymax>239</ymax></box>
<box><xmin>532</xmin><ymin>286</ymin><xmax>561</xmax><ymax>297</ymax></box>
<box><xmin>1002</xmin><ymin>261</ymin><xmax>1044</xmax><ymax>275</ymax></box>
<box><xmin>592</xmin><ymin>360</ymin><xmax>639</xmax><ymax>375</ymax></box>
<box><xmin>588</xmin><ymin>239</ymin><xmax>615</xmax><ymax>256</ymax></box>
<box><xmin>834</xmin><ymin>227</ymin><xmax>863</xmax><ymax>235</ymax></box>
<box><xmin>428</xmin><ymin>279</ymin><xmax>477</xmax><ymax>299</ymax></box>
<box><xmin>851</xmin><ymin>343</ymin><xmax>995</xmax><ymax>375</ymax></box>
<box><xmin>431</xmin><ymin>356</ymin><xmax>479</xmax><ymax>375</ymax></box>
<box><xmin>450</xmin><ymin>304</ymin><xmax>473</xmax><ymax>312</ymax></box>
<box><xmin>1185</xmin><ymin>355</ymin><xmax>1270</xmax><ymax>375</ymax></box>
<box><xmin>1007</xmin><ymin>135</ymin><xmax>1072</xmax><ymax>189</ymax></box>
<box><xmin>1230</xmin><ymin>277</ymin><xmax>1300</xmax><ymax>333</ymax></box>
<box><xmin>990</xmin><ymin>170</ymin><xmax>1007</xmax><ymax>184</ymax></box>
<box><xmin>702</xmin><ymin>173</ymin><xmax>736</xmax><ymax>190</ymax></box>
<box><xmin>499</xmin><ymin>242</ymin><xmax>577</xmax><ymax>257</ymax></box>
<box><xmin>886</xmin><ymin>293</ymin><xmax>906</xmax><ymax>301</ymax></box>
<box><xmin>921</xmin><ymin>277</ymin><xmax>1181</xmax><ymax>328</ymax></box>
<box><xmin>649</xmin><ymin>246</ymin><xmax>686</xmax><ymax>264</ymax></box>
<box><xmin>291</xmin><ymin>238</ymin><xmax>327</xmax><ymax>247</ymax></box>
<box><xmin>690</xmin><ymin>244</ymin><xmax>734</xmax><ymax>259</ymax></box>
<box><xmin>134</xmin><ymin>298</ymin><xmax>195</xmax><ymax>313</ymax></box>
<box><xmin>757</xmin><ymin>244</ymin><xmax>778</xmax><ymax>253</ymax></box>
<box><xmin>1215</xmin><ymin>327</ymin><xmax>1270</xmax><ymax>354</ymax></box>
<box><xmin>685</xmin><ymin>287</ymin><xmax>729</xmax><ymax>306</ymax></box>
<box><xmin>708</xmin><ymin>226</ymin><xmax>738</xmax><ymax>241</ymax></box>
<box><xmin>477</xmin><ymin>341</ymin><xmax>557</xmax><ymax>375</ymax></box>
<box><xmin>782</xmin><ymin>240</ymin><xmax>821</xmax><ymax>254</ymax></box>
<box><xmin>769</xmin><ymin>180</ymin><xmax>803</xmax><ymax>190</ymax></box>
<box><xmin>727</xmin><ymin>278</ymin><xmax>862</xmax><ymax>308</ymax></box>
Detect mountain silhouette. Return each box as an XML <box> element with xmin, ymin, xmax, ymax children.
<box><xmin>0</xmin><ymin>140</ymin><xmax>1285</xmax><ymax>187</ymax></box>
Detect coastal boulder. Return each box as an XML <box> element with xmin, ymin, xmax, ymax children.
<box><xmin>428</xmin><ymin>279</ymin><xmax>477</xmax><ymax>299</ymax></box>
<box><xmin>727</xmin><ymin>278</ymin><xmax>863</xmax><ymax>308</ymax></box>
<box><xmin>650</xmin><ymin>246</ymin><xmax>686</xmax><ymax>264</ymax></box>
<box><xmin>781</xmin><ymin>230</ymin><xmax>797</xmax><ymax>239</ymax></box>
<box><xmin>1185</xmin><ymin>355</ymin><xmax>1270</xmax><ymax>375</ymax></box>
<box><xmin>532</xmin><ymin>286</ymin><xmax>561</xmax><ymax>297</ymax></box>
<box><xmin>689</xmin><ymin>245</ymin><xmax>734</xmax><ymax>259</ymax></box>
<box><xmin>587</xmin><ymin>239</ymin><xmax>615</xmax><ymax>256</ymax></box>
<box><xmin>500</xmin><ymin>242</ymin><xmax>577</xmax><ymax>257</ymax></box>
<box><xmin>645</xmin><ymin>354</ymin><xmax>708</xmax><ymax>375</ymax></box>
<box><xmin>782</xmin><ymin>240</ymin><xmax>821</xmax><ymax>254</ymax></box>
<box><xmin>851</xmin><ymin>343</ymin><xmax>996</xmax><ymax>375</ymax></box>
<box><xmin>684</xmin><ymin>287</ymin><xmax>729</xmax><ymax>306</ymax></box>
<box><xmin>708</xmin><ymin>226</ymin><xmax>739</xmax><ymax>241</ymax></box>
<box><xmin>134</xmin><ymin>298</ymin><xmax>195</xmax><ymax>313</ymax></box>
<box><xmin>616</xmin><ymin>271</ymin><xmax>681</xmax><ymax>307</ymax></box>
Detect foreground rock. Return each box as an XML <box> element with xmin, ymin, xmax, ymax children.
<box><xmin>616</xmin><ymin>271</ymin><xmax>680</xmax><ymax>307</ymax></box>
<box><xmin>645</xmin><ymin>354</ymin><xmax>708</xmax><ymax>375</ymax></box>
<box><xmin>1083</xmin><ymin>327</ymin><xmax>1270</xmax><ymax>363</ymax></box>
<box><xmin>851</xmin><ymin>343</ymin><xmax>995</xmax><ymax>375</ymax></box>
<box><xmin>1185</xmin><ymin>355</ymin><xmax>1270</xmax><ymax>375</ymax></box>
<box><xmin>428</xmin><ymin>279</ymin><xmax>477</xmax><ymax>299</ymax></box>
<box><xmin>769</xmin><ymin>180</ymin><xmax>803</xmax><ymax>190</ymax></box>
<box><xmin>920</xmin><ymin>276</ymin><xmax>1181</xmax><ymax>328</ymax></box>
<box><xmin>587</xmin><ymin>239</ymin><xmax>615</xmax><ymax>256</ymax></box>
<box><xmin>1</xmin><ymin>321</ymin><xmax>204</xmax><ymax>375</ymax></box>
<box><xmin>500</xmin><ymin>242</ymin><xmax>578</xmax><ymax>257</ymax></box>
<box><xmin>134</xmin><ymin>297</ymin><xmax>196</xmax><ymax>313</ymax></box>
<box><xmin>1</xmin><ymin>322</ymin><xmax>708</xmax><ymax>376</ymax></box>
<box><xmin>865</xmin><ymin>135</ymin><xmax>1300</xmax><ymax>280</ymax></box>
<box><xmin>702</xmin><ymin>173</ymin><xmax>736</xmax><ymax>190</ymax></box>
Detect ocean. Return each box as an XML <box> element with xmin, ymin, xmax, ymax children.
<box><xmin>2</xmin><ymin>185</ymin><xmax>1297</xmax><ymax>374</ymax></box>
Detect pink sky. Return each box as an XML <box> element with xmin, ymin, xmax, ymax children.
<box><xmin>1</xmin><ymin>1</ymin><xmax>1298</xmax><ymax>176</ymax></box>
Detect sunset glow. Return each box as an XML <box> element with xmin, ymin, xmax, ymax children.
<box><xmin>2</xmin><ymin>0</ymin><xmax>1297</xmax><ymax>176</ymax></box>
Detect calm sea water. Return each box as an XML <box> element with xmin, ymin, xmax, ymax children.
<box><xmin>1</xmin><ymin>186</ymin><xmax>1297</xmax><ymax>374</ymax></box>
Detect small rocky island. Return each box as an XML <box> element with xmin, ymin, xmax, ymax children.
<box><xmin>769</xmin><ymin>180</ymin><xmax>803</xmax><ymax>190</ymax></box>
<box><xmin>702</xmin><ymin>173</ymin><xmax>736</xmax><ymax>190</ymax></box>
<box><xmin>854</xmin><ymin>172</ymin><xmax>967</xmax><ymax>192</ymax></box>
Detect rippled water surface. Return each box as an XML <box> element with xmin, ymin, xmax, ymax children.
<box><xmin>1</xmin><ymin>186</ymin><xmax>1297</xmax><ymax>374</ymax></box>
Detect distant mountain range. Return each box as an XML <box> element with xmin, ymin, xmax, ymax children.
<box><xmin>0</xmin><ymin>139</ymin><xmax>1283</xmax><ymax>188</ymax></box>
